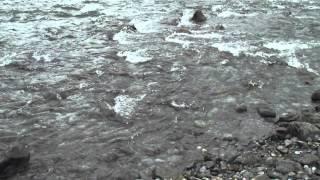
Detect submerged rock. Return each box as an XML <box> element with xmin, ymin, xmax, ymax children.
<box><xmin>235</xmin><ymin>104</ymin><xmax>247</xmax><ymax>113</ymax></box>
<box><xmin>257</xmin><ymin>106</ymin><xmax>276</xmax><ymax>118</ymax></box>
<box><xmin>275</xmin><ymin>159</ymin><xmax>302</xmax><ymax>174</ymax></box>
<box><xmin>292</xmin><ymin>153</ymin><xmax>319</xmax><ymax>166</ymax></box>
<box><xmin>287</xmin><ymin>122</ymin><xmax>320</xmax><ymax>141</ymax></box>
<box><xmin>191</xmin><ymin>10</ymin><xmax>207</xmax><ymax>23</ymax></box>
<box><xmin>278</xmin><ymin>111</ymin><xmax>300</xmax><ymax>123</ymax></box>
<box><xmin>311</xmin><ymin>90</ymin><xmax>320</xmax><ymax>102</ymax></box>
<box><xmin>0</xmin><ymin>144</ymin><xmax>30</xmax><ymax>179</ymax></box>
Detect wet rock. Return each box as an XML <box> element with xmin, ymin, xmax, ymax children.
<box><xmin>278</xmin><ymin>111</ymin><xmax>300</xmax><ymax>123</ymax></box>
<box><xmin>191</xmin><ymin>10</ymin><xmax>207</xmax><ymax>23</ymax></box>
<box><xmin>287</xmin><ymin>122</ymin><xmax>320</xmax><ymax>141</ymax></box>
<box><xmin>215</xmin><ymin>24</ymin><xmax>225</xmax><ymax>30</ymax></box>
<box><xmin>253</xmin><ymin>174</ymin><xmax>271</xmax><ymax>180</ymax></box>
<box><xmin>266</xmin><ymin>171</ymin><xmax>283</xmax><ymax>179</ymax></box>
<box><xmin>292</xmin><ymin>153</ymin><xmax>319</xmax><ymax>165</ymax></box>
<box><xmin>110</xmin><ymin>168</ymin><xmax>139</xmax><ymax>180</ymax></box>
<box><xmin>311</xmin><ymin>89</ymin><xmax>320</xmax><ymax>102</ymax></box>
<box><xmin>276</xmin><ymin>145</ymin><xmax>288</xmax><ymax>154</ymax></box>
<box><xmin>301</xmin><ymin>112</ymin><xmax>320</xmax><ymax>124</ymax></box>
<box><xmin>123</xmin><ymin>24</ymin><xmax>137</xmax><ymax>33</ymax></box>
<box><xmin>176</xmin><ymin>28</ymin><xmax>192</xmax><ymax>34</ymax></box>
<box><xmin>0</xmin><ymin>144</ymin><xmax>30</xmax><ymax>179</ymax></box>
<box><xmin>194</xmin><ymin>120</ymin><xmax>207</xmax><ymax>128</ymax></box>
<box><xmin>235</xmin><ymin>104</ymin><xmax>247</xmax><ymax>113</ymax></box>
<box><xmin>234</xmin><ymin>152</ymin><xmax>261</xmax><ymax>165</ymax></box>
<box><xmin>257</xmin><ymin>106</ymin><xmax>276</xmax><ymax>118</ymax></box>
<box><xmin>275</xmin><ymin>159</ymin><xmax>302</xmax><ymax>174</ymax></box>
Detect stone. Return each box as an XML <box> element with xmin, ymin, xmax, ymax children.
<box><xmin>191</xmin><ymin>10</ymin><xmax>207</xmax><ymax>23</ymax></box>
<box><xmin>301</xmin><ymin>112</ymin><xmax>320</xmax><ymax>124</ymax></box>
<box><xmin>0</xmin><ymin>144</ymin><xmax>30</xmax><ymax>179</ymax></box>
<box><xmin>235</xmin><ymin>104</ymin><xmax>247</xmax><ymax>113</ymax></box>
<box><xmin>292</xmin><ymin>153</ymin><xmax>319</xmax><ymax>165</ymax></box>
<box><xmin>266</xmin><ymin>171</ymin><xmax>283</xmax><ymax>179</ymax></box>
<box><xmin>276</xmin><ymin>145</ymin><xmax>288</xmax><ymax>154</ymax></box>
<box><xmin>275</xmin><ymin>159</ymin><xmax>302</xmax><ymax>174</ymax></box>
<box><xmin>234</xmin><ymin>152</ymin><xmax>261</xmax><ymax>165</ymax></box>
<box><xmin>311</xmin><ymin>89</ymin><xmax>320</xmax><ymax>102</ymax></box>
<box><xmin>194</xmin><ymin>120</ymin><xmax>207</xmax><ymax>128</ymax></box>
<box><xmin>257</xmin><ymin>106</ymin><xmax>276</xmax><ymax>118</ymax></box>
<box><xmin>287</xmin><ymin>122</ymin><xmax>320</xmax><ymax>141</ymax></box>
<box><xmin>215</xmin><ymin>24</ymin><xmax>225</xmax><ymax>30</ymax></box>
<box><xmin>253</xmin><ymin>174</ymin><xmax>271</xmax><ymax>180</ymax></box>
<box><xmin>315</xmin><ymin>105</ymin><xmax>320</xmax><ymax>112</ymax></box>
<box><xmin>278</xmin><ymin>111</ymin><xmax>300</xmax><ymax>122</ymax></box>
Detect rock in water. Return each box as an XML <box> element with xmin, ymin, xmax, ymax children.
<box><xmin>0</xmin><ymin>144</ymin><xmax>30</xmax><ymax>179</ymax></box>
<box><xmin>191</xmin><ymin>10</ymin><xmax>207</xmax><ymax>23</ymax></box>
<box><xmin>275</xmin><ymin>159</ymin><xmax>302</xmax><ymax>174</ymax></box>
<box><xmin>287</xmin><ymin>122</ymin><xmax>320</xmax><ymax>141</ymax></box>
<box><xmin>257</xmin><ymin>106</ymin><xmax>276</xmax><ymax>118</ymax></box>
<box><xmin>235</xmin><ymin>104</ymin><xmax>247</xmax><ymax>113</ymax></box>
<box><xmin>311</xmin><ymin>90</ymin><xmax>320</xmax><ymax>102</ymax></box>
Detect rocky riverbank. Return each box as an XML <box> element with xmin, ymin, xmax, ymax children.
<box><xmin>150</xmin><ymin>90</ymin><xmax>320</xmax><ymax>180</ymax></box>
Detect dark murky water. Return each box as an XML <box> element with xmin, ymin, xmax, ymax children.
<box><xmin>0</xmin><ymin>0</ymin><xmax>320</xmax><ymax>179</ymax></box>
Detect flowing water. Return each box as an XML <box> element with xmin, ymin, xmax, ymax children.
<box><xmin>0</xmin><ymin>0</ymin><xmax>320</xmax><ymax>179</ymax></box>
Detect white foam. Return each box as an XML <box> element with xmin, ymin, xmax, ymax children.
<box><xmin>113</xmin><ymin>31</ymin><xmax>132</xmax><ymax>45</ymax></box>
<box><xmin>211</xmin><ymin>42</ymin><xmax>256</xmax><ymax>56</ymax></box>
<box><xmin>178</xmin><ymin>9</ymin><xmax>194</xmax><ymax>27</ymax></box>
<box><xmin>217</xmin><ymin>11</ymin><xmax>258</xmax><ymax>18</ymax></box>
<box><xmin>129</xmin><ymin>18</ymin><xmax>161</xmax><ymax>33</ymax></box>
<box><xmin>0</xmin><ymin>53</ymin><xmax>16</xmax><ymax>67</ymax></box>
<box><xmin>117</xmin><ymin>49</ymin><xmax>152</xmax><ymax>64</ymax></box>
<box><xmin>79</xmin><ymin>3</ymin><xmax>104</xmax><ymax>13</ymax></box>
<box><xmin>114</xmin><ymin>94</ymin><xmax>146</xmax><ymax>117</ymax></box>
<box><xmin>212</xmin><ymin>5</ymin><xmax>224</xmax><ymax>12</ymax></box>
<box><xmin>264</xmin><ymin>41</ymin><xmax>320</xmax><ymax>74</ymax></box>
<box><xmin>32</xmin><ymin>52</ymin><xmax>54</xmax><ymax>62</ymax></box>
<box><xmin>165</xmin><ymin>33</ymin><xmax>191</xmax><ymax>48</ymax></box>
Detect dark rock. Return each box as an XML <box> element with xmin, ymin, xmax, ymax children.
<box><xmin>276</xmin><ymin>145</ymin><xmax>289</xmax><ymax>154</ymax></box>
<box><xmin>191</xmin><ymin>10</ymin><xmax>207</xmax><ymax>23</ymax></box>
<box><xmin>124</xmin><ymin>24</ymin><xmax>137</xmax><ymax>33</ymax></box>
<box><xmin>301</xmin><ymin>112</ymin><xmax>320</xmax><ymax>124</ymax></box>
<box><xmin>315</xmin><ymin>105</ymin><xmax>320</xmax><ymax>112</ymax></box>
<box><xmin>311</xmin><ymin>89</ymin><xmax>320</xmax><ymax>102</ymax></box>
<box><xmin>257</xmin><ymin>106</ymin><xmax>276</xmax><ymax>118</ymax></box>
<box><xmin>278</xmin><ymin>111</ymin><xmax>300</xmax><ymax>123</ymax></box>
<box><xmin>253</xmin><ymin>174</ymin><xmax>271</xmax><ymax>180</ymax></box>
<box><xmin>234</xmin><ymin>152</ymin><xmax>261</xmax><ymax>165</ymax></box>
<box><xmin>275</xmin><ymin>159</ymin><xmax>302</xmax><ymax>174</ymax></box>
<box><xmin>287</xmin><ymin>122</ymin><xmax>320</xmax><ymax>141</ymax></box>
<box><xmin>235</xmin><ymin>104</ymin><xmax>247</xmax><ymax>113</ymax></box>
<box><xmin>0</xmin><ymin>144</ymin><xmax>30</xmax><ymax>179</ymax></box>
<box><xmin>215</xmin><ymin>24</ymin><xmax>225</xmax><ymax>30</ymax></box>
<box><xmin>292</xmin><ymin>153</ymin><xmax>319</xmax><ymax>165</ymax></box>
<box><xmin>267</xmin><ymin>171</ymin><xmax>283</xmax><ymax>179</ymax></box>
<box><xmin>176</xmin><ymin>28</ymin><xmax>192</xmax><ymax>34</ymax></box>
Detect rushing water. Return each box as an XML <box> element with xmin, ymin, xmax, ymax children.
<box><xmin>0</xmin><ymin>0</ymin><xmax>320</xmax><ymax>179</ymax></box>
